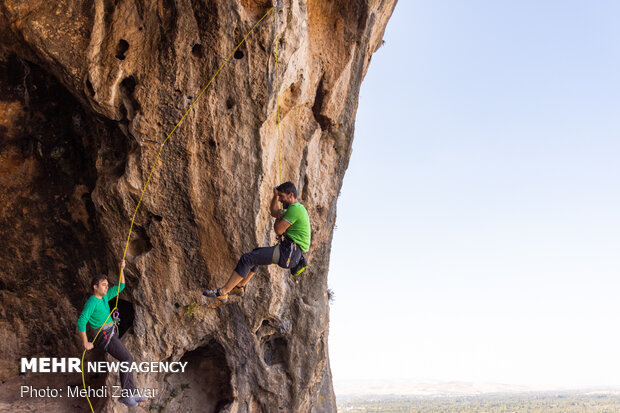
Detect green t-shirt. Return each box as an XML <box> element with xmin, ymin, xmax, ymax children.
<box><xmin>282</xmin><ymin>202</ymin><xmax>311</xmax><ymax>252</ymax></box>
<box><xmin>76</xmin><ymin>283</ymin><xmax>125</xmax><ymax>333</ymax></box>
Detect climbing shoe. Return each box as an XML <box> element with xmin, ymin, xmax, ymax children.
<box><xmin>119</xmin><ymin>397</ymin><xmax>137</xmax><ymax>407</ymax></box>
<box><xmin>230</xmin><ymin>285</ymin><xmax>246</xmax><ymax>297</ymax></box>
<box><xmin>291</xmin><ymin>265</ymin><xmax>308</xmax><ymax>277</ymax></box>
<box><xmin>290</xmin><ymin>255</ymin><xmax>308</xmax><ymax>277</ymax></box>
<box><xmin>203</xmin><ymin>288</ymin><xmax>228</xmax><ymax>302</ymax></box>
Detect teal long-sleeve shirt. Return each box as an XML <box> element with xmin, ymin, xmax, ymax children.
<box><xmin>76</xmin><ymin>283</ymin><xmax>125</xmax><ymax>333</ymax></box>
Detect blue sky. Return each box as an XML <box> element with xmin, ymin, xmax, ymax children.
<box><xmin>329</xmin><ymin>0</ymin><xmax>620</xmax><ymax>389</ymax></box>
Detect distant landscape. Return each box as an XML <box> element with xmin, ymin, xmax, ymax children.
<box><xmin>337</xmin><ymin>392</ymin><xmax>620</xmax><ymax>412</ymax></box>
<box><xmin>335</xmin><ymin>380</ymin><xmax>620</xmax><ymax>412</ymax></box>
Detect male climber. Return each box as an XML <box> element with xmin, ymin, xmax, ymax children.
<box><xmin>203</xmin><ymin>181</ymin><xmax>311</xmax><ymax>301</ymax></box>
<box><xmin>77</xmin><ymin>260</ymin><xmax>146</xmax><ymax>407</ymax></box>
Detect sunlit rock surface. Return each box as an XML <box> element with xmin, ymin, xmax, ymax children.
<box><xmin>0</xmin><ymin>0</ymin><xmax>396</xmax><ymax>411</ymax></box>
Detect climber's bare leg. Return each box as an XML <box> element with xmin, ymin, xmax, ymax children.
<box><xmin>236</xmin><ymin>271</ymin><xmax>255</xmax><ymax>288</ymax></box>
<box><xmin>220</xmin><ymin>272</ymin><xmax>244</xmax><ymax>295</ymax></box>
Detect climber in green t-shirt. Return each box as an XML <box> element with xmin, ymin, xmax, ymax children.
<box><xmin>203</xmin><ymin>181</ymin><xmax>311</xmax><ymax>302</ymax></box>
<box><xmin>77</xmin><ymin>260</ymin><xmax>147</xmax><ymax>407</ymax></box>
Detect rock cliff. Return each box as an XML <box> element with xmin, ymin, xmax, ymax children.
<box><xmin>0</xmin><ymin>0</ymin><xmax>396</xmax><ymax>411</ymax></box>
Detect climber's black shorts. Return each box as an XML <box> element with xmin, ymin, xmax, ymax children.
<box><xmin>234</xmin><ymin>237</ymin><xmax>303</xmax><ymax>278</ymax></box>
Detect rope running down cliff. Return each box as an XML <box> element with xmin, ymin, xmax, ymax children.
<box><xmin>275</xmin><ymin>2</ymin><xmax>282</xmax><ymax>184</ymax></box>
<box><xmin>80</xmin><ymin>4</ymin><xmax>281</xmax><ymax>411</ymax></box>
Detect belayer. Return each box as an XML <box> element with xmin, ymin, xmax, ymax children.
<box><xmin>77</xmin><ymin>260</ymin><xmax>147</xmax><ymax>407</ymax></box>
<box><xmin>203</xmin><ymin>181</ymin><xmax>311</xmax><ymax>302</ymax></box>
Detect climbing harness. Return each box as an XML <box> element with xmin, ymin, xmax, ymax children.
<box><xmin>276</xmin><ymin>234</ymin><xmax>299</xmax><ymax>268</ymax></box>
<box><xmin>80</xmin><ymin>4</ymin><xmax>282</xmax><ymax>412</ymax></box>
<box><xmin>277</xmin><ymin>234</ymin><xmax>308</xmax><ymax>276</ymax></box>
<box><xmin>99</xmin><ymin>325</ymin><xmax>115</xmax><ymax>351</ymax></box>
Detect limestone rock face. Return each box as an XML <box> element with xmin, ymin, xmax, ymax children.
<box><xmin>0</xmin><ymin>0</ymin><xmax>396</xmax><ymax>411</ymax></box>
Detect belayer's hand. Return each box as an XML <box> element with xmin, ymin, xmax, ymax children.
<box><xmin>84</xmin><ymin>342</ymin><xmax>94</xmax><ymax>351</ymax></box>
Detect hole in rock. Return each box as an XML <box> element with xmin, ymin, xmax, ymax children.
<box><xmin>233</xmin><ymin>50</ymin><xmax>244</xmax><ymax>59</ymax></box>
<box><xmin>85</xmin><ymin>78</ymin><xmax>95</xmax><ymax>96</ymax></box>
<box><xmin>262</xmin><ymin>336</ymin><xmax>288</xmax><ymax>367</ymax></box>
<box><xmin>119</xmin><ymin>76</ymin><xmax>141</xmax><ymax>120</ymax></box>
<box><xmin>192</xmin><ymin>43</ymin><xmax>204</xmax><ymax>58</ymax></box>
<box><xmin>119</xmin><ymin>104</ymin><xmax>128</xmax><ymax>120</ymax></box>
<box><xmin>161</xmin><ymin>340</ymin><xmax>234</xmax><ymax>412</ymax></box>
<box><xmin>116</xmin><ymin>39</ymin><xmax>129</xmax><ymax>60</ymax></box>
<box><xmin>115</xmin><ymin>298</ymin><xmax>135</xmax><ymax>337</ymax></box>
<box><xmin>312</xmin><ymin>75</ymin><xmax>331</xmax><ymax>131</ymax></box>
<box><xmin>128</xmin><ymin>238</ymin><xmax>150</xmax><ymax>257</ymax></box>
<box><xmin>127</xmin><ymin>225</ymin><xmax>152</xmax><ymax>258</ymax></box>
<box><xmin>257</xmin><ymin>319</ymin><xmax>275</xmax><ymax>337</ymax></box>
<box><xmin>120</xmin><ymin>75</ymin><xmax>136</xmax><ymax>95</ymax></box>
<box><xmin>226</xmin><ymin>97</ymin><xmax>234</xmax><ymax>109</ymax></box>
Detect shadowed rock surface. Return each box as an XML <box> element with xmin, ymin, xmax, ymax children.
<box><xmin>0</xmin><ymin>0</ymin><xmax>396</xmax><ymax>411</ymax></box>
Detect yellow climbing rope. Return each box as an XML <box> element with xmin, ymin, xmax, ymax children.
<box><xmin>80</xmin><ymin>5</ymin><xmax>278</xmax><ymax>412</ymax></box>
<box><xmin>274</xmin><ymin>3</ymin><xmax>282</xmax><ymax>184</ymax></box>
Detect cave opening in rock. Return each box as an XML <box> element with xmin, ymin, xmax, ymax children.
<box><xmin>120</xmin><ymin>75</ymin><xmax>136</xmax><ymax>95</ymax></box>
<box><xmin>262</xmin><ymin>336</ymin><xmax>288</xmax><ymax>367</ymax></box>
<box><xmin>116</xmin><ymin>39</ymin><xmax>129</xmax><ymax>60</ymax></box>
<box><xmin>0</xmin><ymin>53</ymin><xmax>116</xmax><ymax>365</ymax></box>
<box><xmin>233</xmin><ymin>50</ymin><xmax>244</xmax><ymax>59</ymax></box>
<box><xmin>159</xmin><ymin>339</ymin><xmax>234</xmax><ymax>412</ymax></box>
<box><xmin>192</xmin><ymin>43</ymin><xmax>204</xmax><ymax>58</ymax></box>
<box><xmin>115</xmin><ymin>298</ymin><xmax>135</xmax><ymax>337</ymax></box>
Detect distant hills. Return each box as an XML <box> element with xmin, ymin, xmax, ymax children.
<box><xmin>334</xmin><ymin>378</ymin><xmax>620</xmax><ymax>397</ymax></box>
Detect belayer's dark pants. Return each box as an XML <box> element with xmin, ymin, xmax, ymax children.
<box><xmin>94</xmin><ymin>327</ymin><xmax>136</xmax><ymax>391</ymax></box>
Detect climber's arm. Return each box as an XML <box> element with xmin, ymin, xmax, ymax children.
<box><xmin>274</xmin><ymin>218</ymin><xmax>291</xmax><ymax>235</ymax></box>
<box><xmin>270</xmin><ymin>188</ymin><xmax>283</xmax><ymax>218</ymax></box>
<box><xmin>120</xmin><ymin>259</ymin><xmax>125</xmax><ymax>284</ymax></box>
<box><xmin>79</xmin><ymin>331</ymin><xmax>93</xmax><ymax>350</ymax></box>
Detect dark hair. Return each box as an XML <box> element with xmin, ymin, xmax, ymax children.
<box><xmin>90</xmin><ymin>274</ymin><xmax>107</xmax><ymax>290</ymax></box>
<box><xmin>276</xmin><ymin>181</ymin><xmax>298</xmax><ymax>198</ymax></box>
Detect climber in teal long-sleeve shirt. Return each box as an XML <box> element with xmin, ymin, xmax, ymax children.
<box><xmin>76</xmin><ymin>275</ymin><xmax>125</xmax><ymax>336</ymax></box>
<box><xmin>76</xmin><ymin>260</ymin><xmax>146</xmax><ymax>407</ymax></box>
